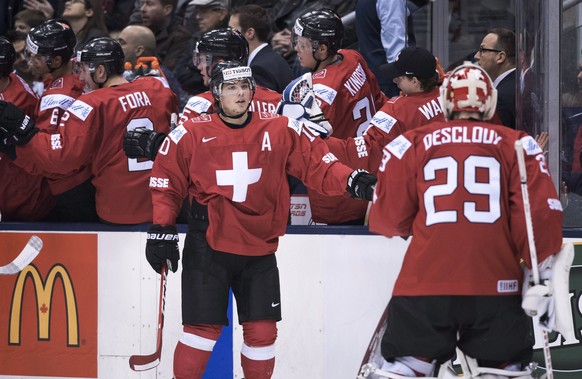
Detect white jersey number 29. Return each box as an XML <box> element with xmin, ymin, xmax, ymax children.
<box><xmin>424</xmin><ymin>155</ymin><xmax>501</xmax><ymax>226</ymax></box>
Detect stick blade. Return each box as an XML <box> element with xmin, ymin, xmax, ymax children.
<box><xmin>0</xmin><ymin>235</ymin><xmax>43</xmax><ymax>275</ymax></box>
<box><xmin>129</xmin><ymin>352</ymin><xmax>161</xmax><ymax>371</ymax></box>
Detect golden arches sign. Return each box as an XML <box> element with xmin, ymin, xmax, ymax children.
<box><xmin>9</xmin><ymin>264</ymin><xmax>79</xmax><ymax>346</ymax></box>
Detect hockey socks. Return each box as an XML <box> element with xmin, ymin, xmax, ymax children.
<box><xmin>241</xmin><ymin>320</ymin><xmax>277</xmax><ymax>379</ymax></box>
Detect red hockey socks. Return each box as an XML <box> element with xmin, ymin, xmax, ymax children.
<box><xmin>173</xmin><ymin>324</ymin><xmax>222</xmax><ymax>379</ymax></box>
<box><xmin>240</xmin><ymin>320</ymin><xmax>277</xmax><ymax>379</ymax></box>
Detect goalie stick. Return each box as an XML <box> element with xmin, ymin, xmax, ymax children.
<box><xmin>514</xmin><ymin>139</ymin><xmax>554</xmax><ymax>379</ymax></box>
<box><xmin>129</xmin><ymin>263</ymin><xmax>168</xmax><ymax>371</ymax></box>
<box><xmin>0</xmin><ymin>235</ymin><xmax>43</xmax><ymax>275</ymax></box>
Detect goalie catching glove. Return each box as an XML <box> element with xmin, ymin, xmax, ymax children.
<box><xmin>0</xmin><ymin>100</ymin><xmax>38</xmax><ymax>146</ymax></box>
<box><xmin>347</xmin><ymin>169</ymin><xmax>377</xmax><ymax>201</ymax></box>
<box><xmin>146</xmin><ymin>224</ymin><xmax>180</xmax><ymax>273</ymax></box>
<box><xmin>521</xmin><ymin>242</ymin><xmax>575</xmax><ymax>340</ymax></box>
<box><xmin>123</xmin><ymin>127</ymin><xmax>167</xmax><ymax>161</ymax></box>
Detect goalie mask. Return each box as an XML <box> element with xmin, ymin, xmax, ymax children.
<box><xmin>78</xmin><ymin>37</ymin><xmax>125</xmax><ymax>87</ymax></box>
<box><xmin>26</xmin><ymin>19</ymin><xmax>76</xmax><ymax>71</ymax></box>
<box><xmin>440</xmin><ymin>62</ymin><xmax>497</xmax><ymax>121</ymax></box>
<box><xmin>293</xmin><ymin>8</ymin><xmax>343</xmax><ymax>63</ymax></box>
<box><xmin>0</xmin><ymin>37</ymin><xmax>16</xmax><ymax>78</ymax></box>
<box><xmin>210</xmin><ymin>61</ymin><xmax>256</xmax><ymax>118</ymax></box>
<box><xmin>193</xmin><ymin>28</ymin><xmax>249</xmax><ymax>76</ymax></box>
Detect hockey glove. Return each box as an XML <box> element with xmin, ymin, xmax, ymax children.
<box><xmin>123</xmin><ymin>127</ymin><xmax>167</xmax><ymax>161</ymax></box>
<box><xmin>347</xmin><ymin>169</ymin><xmax>377</xmax><ymax>201</ymax></box>
<box><xmin>146</xmin><ymin>224</ymin><xmax>180</xmax><ymax>273</ymax></box>
<box><xmin>0</xmin><ymin>100</ymin><xmax>38</xmax><ymax>145</ymax></box>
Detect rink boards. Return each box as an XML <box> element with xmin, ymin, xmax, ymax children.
<box><xmin>0</xmin><ymin>226</ymin><xmax>580</xmax><ymax>379</ymax></box>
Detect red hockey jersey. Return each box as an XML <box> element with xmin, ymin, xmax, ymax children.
<box><xmin>151</xmin><ymin>112</ymin><xmax>353</xmax><ymax>255</ymax></box>
<box><xmin>326</xmin><ymin>88</ymin><xmax>444</xmax><ymax>173</ymax></box>
<box><xmin>308</xmin><ymin>49</ymin><xmax>387</xmax><ymax>224</ymax></box>
<box><xmin>369</xmin><ymin>120</ymin><xmax>563</xmax><ymax>296</ymax></box>
<box><xmin>15</xmin><ymin>76</ymin><xmax>178</xmax><ymax>224</ymax></box>
<box><xmin>0</xmin><ymin>73</ymin><xmax>54</xmax><ymax>221</ymax></box>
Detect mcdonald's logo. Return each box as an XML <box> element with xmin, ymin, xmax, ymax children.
<box><xmin>9</xmin><ymin>263</ymin><xmax>79</xmax><ymax>346</ymax></box>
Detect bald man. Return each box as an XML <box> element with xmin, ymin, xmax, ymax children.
<box><xmin>117</xmin><ymin>24</ymin><xmax>157</xmax><ymax>66</ymax></box>
<box><xmin>118</xmin><ymin>24</ymin><xmax>189</xmax><ymax>108</ymax></box>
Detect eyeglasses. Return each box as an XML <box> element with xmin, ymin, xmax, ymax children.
<box><xmin>478</xmin><ymin>47</ymin><xmax>503</xmax><ymax>54</ymax></box>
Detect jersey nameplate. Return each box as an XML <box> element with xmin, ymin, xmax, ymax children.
<box><xmin>39</xmin><ymin>94</ymin><xmax>76</xmax><ymax>112</ymax></box>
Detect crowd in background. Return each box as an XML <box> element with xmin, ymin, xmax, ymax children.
<box><xmin>0</xmin><ymin>0</ymin><xmax>531</xmax><ymax>225</ymax></box>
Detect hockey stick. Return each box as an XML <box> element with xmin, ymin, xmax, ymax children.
<box><xmin>357</xmin><ymin>301</ymin><xmax>390</xmax><ymax>378</ymax></box>
<box><xmin>0</xmin><ymin>235</ymin><xmax>43</xmax><ymax>275</ymax></box>
<box><xmin>514</xmin><ymin>140</ymin><xmax>554</xmax><ymax>379</ymax></box>
<box><xmin>129</xmin><ymin>262</ymin><xmax>168</xmax><ymax>371</ymax></box>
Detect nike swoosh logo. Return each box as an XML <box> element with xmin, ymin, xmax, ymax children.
<box><xmin>271</xmin><ymin>302</ymin><xmax>280</xmax><ymax>307</ymax></box>
<box><xmin>202</xmin><ymin>137</ymin><xmax>217</xmax><ymax>143</ymax></box>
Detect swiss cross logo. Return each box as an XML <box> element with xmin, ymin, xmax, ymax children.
<box><xmin>216</xmin><ymin>152</ymin><xmax>262</xmax><ymax>202</ymax></box>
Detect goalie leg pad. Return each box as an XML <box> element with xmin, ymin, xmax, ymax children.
<box><xmin>379</xmin><ymin>356</ymin><xmax>436</xmax><ymax>377</ymax></box>
<box><xmin>551</xmin><ymin>242</ymin><xmax>575</xmax><ymax>341</ymax></box>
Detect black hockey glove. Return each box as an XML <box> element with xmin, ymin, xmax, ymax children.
<box><xmin>123</xmin><ymin>127</ymin><xmax>167</xmax><ymax>161</ymax></box>
<box><xmin>146</xmin><ymin>224</ymin><xmax>180</xmax><ymax>273</ymax></box>
<box><xmin>0</xmin><ymin>131</ymin><xmax>16</xmax><ymax>160</ymax></box>
<box><xmin>0</xmin><ymin>100</ymin><xmax>38</xmax><ymax>146</ymax></box>
<box><xmin>346</xmin><ymin>169</ymin><xmax>377</xmax><ymax>201</ymax></box>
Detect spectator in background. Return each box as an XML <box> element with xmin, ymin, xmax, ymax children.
<box><xmin>13</xmin><ymin>8</ymin><xmax>48</xmax><ymax>34</ymax></box>
<box><xmin>0</xmin><ymin>37</ymin><xmax>55</xmax><ymax>222</ymax></box>
<box><xmin>102</xmin><ymin>0</ymin><xmax>134</xmax><ymax>33</ymax></box>
<box><xmin>173</xmin><ymin>0</ymin><xmax>229</xmax><ymax>96</ymax></box>
<box><xmin>62</xmin><ymin>0</ymin><xmax>109</xmax><ymax>52</ymax></box>
<box><xmin>291</xmin><ymin>8</ymin><xmax>386</xmax><ymax>225</ymax></box>
<box><xmin>23</xmin><ymin>0</ymin><xmax>66</xmax><ymax>19</ymax></box>
<box><xmin>117</xmin><ymin>24</ymin><xmax>189</xmax><ymax>107</ymax></box>
<box><xmin>474</xmin><ymin>28</ymin><xmax>516</xmax><ymax>129</ymax></box>
<box><xmin>229</xmin><ymin>4</ymin><xmax>293</xmax><ymax>93</ymax></box>
<box><xmin>139</xmin><ymin>0</ymin><xmax>191</xmax><ymax>70</ymax></box>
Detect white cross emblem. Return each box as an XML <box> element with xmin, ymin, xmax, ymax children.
<box><xmin>216</xmin><ymin>152</ymin><xmax>262</xmax><ymax>202</ymax></box>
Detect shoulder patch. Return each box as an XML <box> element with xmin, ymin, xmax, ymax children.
<box><xmin>370</xmin><ymin>111</ymin><xmax>397</xmax><ymax>134</ymax></box>
<box><xmin>312</xmin><ymin>70</ymin><xmax>327</xmax><ymax>80</ymax></box>
<box><xmin>387</xmin><ymin>95</ymin><xmax>403</xmax><ymax>104</ymax></box>
<box><xmin>258</xmin><ymin>112</ymin><xmax>279</xmax><ymax>120</ymax></box>
<box><xmin>191</xmin><ymin>114</ymin><xmax>212</xmax><ymax>123</ymax></box>
<box><xmin>39</xmin><ymin>93</ymin><xmax>76</xmax><ymax>112</ymax></box>
<box><xmin>185</xmin><ymin>96</ymin><xmax>212</xmax><ymax>114</ymax></box>
<box><xmin>49</xmin><ymin>77</ymin><xmax>64</xmax><ymax>89</ymax></box>
<box><xmin>386</xmin><ymin>135</ymin><xmax>412</xmax><ymax>159</ymax></box>
<box><xmin>313</xmin><ymin>83</ymin><xmax>337</xmax><ymax>105</ymax></box>
<box><xmin>67</xmin><ymin>99</ymin><xmax>94</xmax><ymax>121</ymax></box>
<box><xmin>169</xmin><ymin>124</ymin><xmax>188</xmax><ymax>144</ymax></box>
<box><xmin>520</xmin><ymin>135</ymin><xmax>543</xmax><ymax>156</ymax></box>
<box><xmin>287</xmin><ymin>118</ymin><xmax>302</xmax><ymax>136</ymax></box>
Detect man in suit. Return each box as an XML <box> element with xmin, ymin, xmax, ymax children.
<box><xmin>229</xmin><ymin>4</ymin><xmax>294</xmax><ymax>93</ymax></box>
<box><xmin>474</xmin><ymin>28</ymin><xmax>516</xmax><ymax>129</ymax></box>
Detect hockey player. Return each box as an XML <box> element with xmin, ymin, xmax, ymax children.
<box><xmin>0</xmin><ymin>37</ymin><xmax>55</xmax><ymax>221</ymax></box>
<box><xmin>366</xmin><ymin>63</ymin><xmax>564</xmax><ymax>378</ymax></box>
<box><xmin>24</xmin><ymin>18</ymin><xmax>95</xmax><ymax>221</ymax></box>
<box><xmin>0</xmin><ymin>37</ymin><xmax>178</xmax><ymax>224</ymax></box>
<box><xmin>292</xmin><ymin>8</ymin><xmax>387</xmax><ymax>224</ymax></box>
<box><xmin>323</xmin><ymin>46</ymin><xmax>445</xmax><ymax>174</ymax></box>
<box><xmin>145</xmin><ymin>61</ymin><xmax>376</xmax><ymax>379</ymax></box>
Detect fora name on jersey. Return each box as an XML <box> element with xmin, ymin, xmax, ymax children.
<box><xmin>424</xmin><ymin>125</ymin><xmax>502</xmax><ymax>150</ymax></box>
<box><xmin>119</xmin><ymin>91</ymin><xmax>152</xmax><ymax>112</ymax></box>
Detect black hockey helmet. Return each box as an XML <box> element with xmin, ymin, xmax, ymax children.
<box><xmin>210</xmin><ymin>60</ymin><xmax>256</xmax><ymax>118</ymax></box>
<box><xmin>0</xmin><ymin>37</ymin><xmax>16</xmax><ymax>78</ymax></box>
<box><xmin>293</xmin><ymin>8</ymin><xmax>343</xmax><ymax>56</ymax></box>
<box><xmin>194</xmin><ymin>28</ymin><xmax>249</xmax><ymax>66</ymax></box>
<box><xmin>26</xmin><ymin>19</ymin><xmax>76</xmax><ymax>61</ymax></box>
<box><xmin>78</xmin><ymin>37</ymin><xmax>125</xmax><ymax>77</ymax></box>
